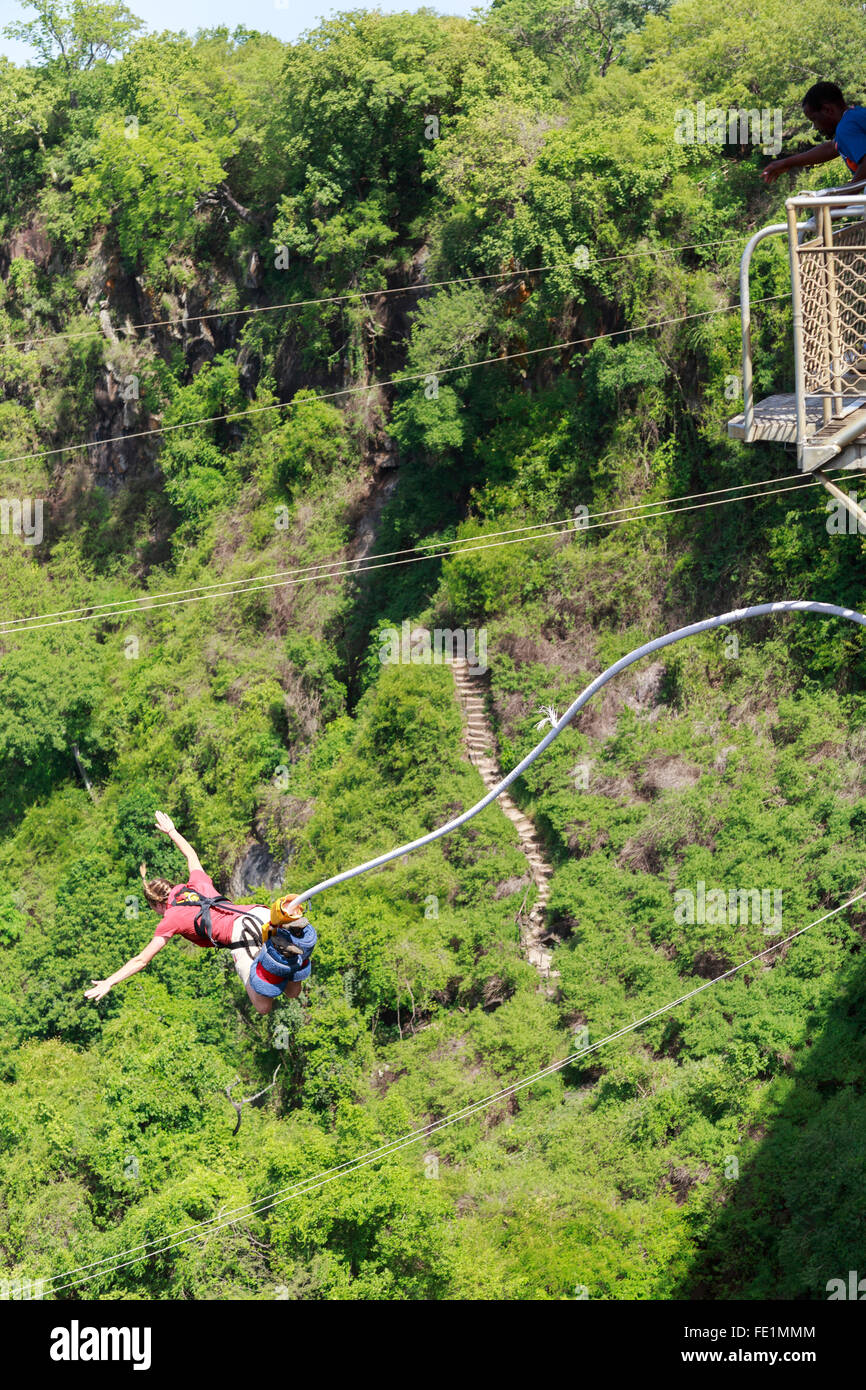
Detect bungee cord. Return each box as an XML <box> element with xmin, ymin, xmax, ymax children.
<box><xmin>0</xmin><ymin>81</ymin><xmax>853</xmax><ymax>1302</ymax></box>
<box><xmin>290</xmin><ymin>601</ymin><xmax>866</xmax><ymax>909</ymax></box>
<box><xmin>33</xmin><ymin>600</ymin><xmax>866</xmax><ymax>1297</ymax></box>
<box><xmin>39</xmin><ymin>888</ymin><xmax>866</xmax><ymax>1296</ymax></box>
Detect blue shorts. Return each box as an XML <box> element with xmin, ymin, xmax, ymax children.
<box><xmin>247</xmin><ymin>925</ymin><xmax>316</xmax><ymax>997</ymax></box>
<box><xmin>248</xmin><ymin>951</ymin><xmax>312</xmax><ymax>997</ymax></box>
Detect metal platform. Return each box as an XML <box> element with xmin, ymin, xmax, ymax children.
<box><xmin>727</xmin><ymin>394</ymin><xmax>823</xmax><ymax>444</ymax></box>
<box><xmin>726</xmin><ymin>187</ymin><xmax>866</xmax><ymax>529</ymax></box>
<box><xmin>728</xmin><ymin>392</ymin><xmax>866</xmax><ymax>453</ymax></box>
<box><xmin>728</xmin><ymin>191</ymin><xmax>866</xmax><ymax>470</ymax></box>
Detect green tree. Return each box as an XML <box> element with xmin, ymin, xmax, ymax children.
<box><xmin>489</xmin><ymin>0</ymin><xmax>670</xmax><ymax>90</ymax></box>
<box><xmin>0</xmin><ymin>58</ymin><xmax>55</xmax><ymax>211</ymax></box>
<box><xmin>4</xmin><ymin>0</ymin><xmax>144</xmax><ymax>73</ymax></box>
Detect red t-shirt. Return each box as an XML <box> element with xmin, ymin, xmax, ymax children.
<box><xmin>154</xmin><ymin>869</ymin><xmax>240</xmax><ymax>947</ymax></box>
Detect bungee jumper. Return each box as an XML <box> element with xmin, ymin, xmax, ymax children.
<box><xmin>81</xmin><ymin>608</ymin><xmax>866</xmax><ymax>1027</ymax></box>
<box><xmin>83</xmin><ymin>812</ymin><xmax>316</xmax><ymax>1016</ymax></box>
<box><xmin>762</xmin><ymin>82</ymin><xmax>866</xmax><ymax>191</ymax></box>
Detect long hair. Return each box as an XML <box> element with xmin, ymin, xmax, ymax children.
<box><xmin>139</xmin><ymin>863</ymin><xmax>173</xmax><ymax>911</ymax></box>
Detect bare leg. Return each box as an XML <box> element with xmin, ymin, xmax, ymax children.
<box><xmin>245</xmin><ymin>980</ymin><xmax>274</xmax><ymax>1015</ymax></box>
<box><xmin>243</xmin><ymin>978</ymin><xmax>301</xmax><ymax>1013</ymax></box>
<box><xmin>231</xmin><ymin>909</ymin><xmax>305</xmax><ymax>1014</ymax></box>
<box><xmin>230</xmin><ymin>911</ymin><xmax>273</xmax><ymax>1013</ymax></box>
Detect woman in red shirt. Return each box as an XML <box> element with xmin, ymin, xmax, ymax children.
<box><xmin>84</xmin><ymin>812</ymin><xmax>309</xmax><ymax>1016</ymax></box>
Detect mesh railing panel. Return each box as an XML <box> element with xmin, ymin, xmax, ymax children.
<box><xmin>798</xmin><ymin>220</ymin><xmax>866</xmax><ymax>419</ymax></box>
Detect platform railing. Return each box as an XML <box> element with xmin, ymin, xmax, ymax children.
<box><xmin>787</xmin><ymin>193</ymin><xmax>866</xmax><ymax>441</ymax></box>
<box><xmin>737</xmin><ymin>184</ymin><xmax>866</xmax><ymax>463</ymax></box>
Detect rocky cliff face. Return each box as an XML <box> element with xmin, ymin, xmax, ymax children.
<box><xmin>78</xmin><ymin>239</ymin><xmax>236</xmax><ymax>491</ymax></box>
<box><xmin>3</xmin><ymin>216</ymin><xmax>437</xmax><ymax>585</ymax></box>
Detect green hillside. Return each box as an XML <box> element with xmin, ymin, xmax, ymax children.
<box><xmin>2</xmin><ymin>0</ymin><xmax>866</xmax><ymax>1301</ymax></box>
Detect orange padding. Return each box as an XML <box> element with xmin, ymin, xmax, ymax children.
<box><xmin>269</xmin><ymin>894</ymin><xmax>305</xmax><ymax>927</ymax></box>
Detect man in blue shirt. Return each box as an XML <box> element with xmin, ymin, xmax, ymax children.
<box><xmin>762</xmin><ymin>83</ymin><xmax>866</xmax><ymax>190</ymax></box>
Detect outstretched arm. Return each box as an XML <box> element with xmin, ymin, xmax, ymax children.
<box><xmin>155</xmin><ymin>811</ymin><xmax>202</xmax><ymax>875</ymax></box>
<box><xmin>761</xmin><ymin>141</ymin><xmax>839</xmax><ymax>184</ymax></box>
<box><xmin>84</xmin><ymin>934</ymin><xmax>168</xmax><ymax>1002</ymax></box>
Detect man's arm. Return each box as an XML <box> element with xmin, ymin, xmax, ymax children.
<box><xmin>761</xmin><ymin>141</ymin><xmax>839</xmax><ymax>184</ymax></box>
<box><xmin>155</xmin><ymin>811</ymin><xmax>202</xmax><ymax>874</ymax></box>
<box><xmin>84</xmin><ymin>934</ymin><xmax>168</xmax><ymax>1002</ymax></box>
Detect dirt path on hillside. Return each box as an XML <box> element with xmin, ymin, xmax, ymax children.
<box><xmin>451</xmin><ymin>658</ymin><xmax>559</xmax><ymax>983</ymax></box>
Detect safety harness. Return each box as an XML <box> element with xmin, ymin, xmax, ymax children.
<box><xmin>169</xmin><ymin>886</ymin><xmax>258</xmax><ymax>950</ymax></box>
<box><xmin>261</xmin><ymin>894</ymin><xmax>315</xmax><ymax>971</ymax></box>
<box><xmin>251</xmin><ymin>925</ymin><xmax>315</xmax><ymax>986</ymax></box>
<box><xmin>254</xmin><ymin>894</ymin><xmax>316</xmax><ymax>981</ymax></box>
<box><xmin>170</xmin><ymin>886</ymin><xmax>312</xmax><ymax>965</ymax></box>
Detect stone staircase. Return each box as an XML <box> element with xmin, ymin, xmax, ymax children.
<box><xmin>451</xmin><ymin>658</ymin><xmax>559</xmax><ymax>982</ymax></box>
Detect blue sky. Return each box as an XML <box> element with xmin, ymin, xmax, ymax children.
<box><xmin>0</xmin><ymin>0</ymin><xmax>483</xmax><ymax>64</ymax></box>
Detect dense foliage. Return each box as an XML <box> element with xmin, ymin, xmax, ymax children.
<box><xmin>2</xmin><ymin>0</ymin><xmax>866</xmax><ymax>1301</ymax></box>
